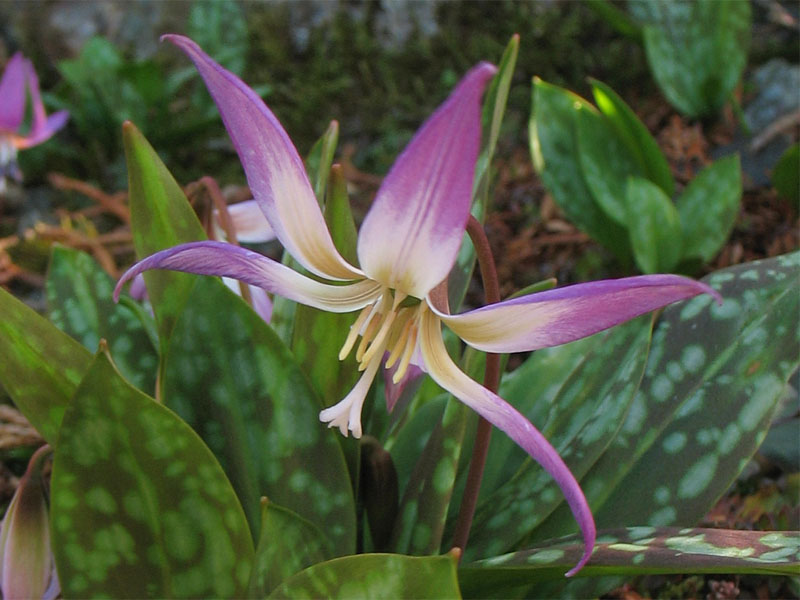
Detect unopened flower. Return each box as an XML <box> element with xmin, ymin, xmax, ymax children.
<box><xmin>0</xmin><ymin>53</ymin><xmax>69</xmax><ymax>192</ymax></box>
<box><xmin>116</xmin><ymin>35</ymin><xmax>720</xmax><ymax>575</ymax></box>
<box><xmin>0</xmin><ymin>445</ymin><xmax>59</xmax><ymax>600</ymax></box>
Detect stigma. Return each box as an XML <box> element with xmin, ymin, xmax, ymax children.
<box><xmin>319</xmin><ymin>288</ymin><xmax>426</xmax><ymax>438</ymax></box>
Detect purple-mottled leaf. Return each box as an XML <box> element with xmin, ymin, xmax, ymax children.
<box><xmin>161</xmin><ymin>276</ymin><xmax>356</xmax><ymax>556</ymax></box>
<box><xmin>50</xmin><ymin>349</ymin><xmax>254</xmax><ymax>598</ymax></box>
<box><xmin>459</xmin><ymin>527</ymin><xmax>800</xmax><ymax>598</ymax></box>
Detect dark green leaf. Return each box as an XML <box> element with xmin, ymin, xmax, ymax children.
<box><xmin>530</xmin><ymin>78</ymin><xmax>630</xmax><ymax>261</ymax></box>
<box><xmin>590</xmin><ymin>78</ymin><xmax>675</xmax><ymax>197</ymax></box>
<box><xmin>0</xmin><ymin>288</ymin><xmax>91</xmax><ymax>443</ymax></box>
<box><xmin>46</xmin><ymin>246</ymin><xmax>157</xmax><ymax>394</ymax></box>
<box><xmin>269</xmin><ymin>552</ymin><xmax>461</xmax><ymax>599</ymax></box>
<box><xmin>635</xmin><ymin>0</ymin><xmax>751</xmax><ymax>117</ymax></box>
<box><xmin>464</xmin><ymin>316</ymin><xmax>652</xmax><ymax>561</ymax></box>
<box><xmin>576</xmin><ymin>106</ymin><xmax>642</xmax><ymax>225</ymax></box>
<box><xmin>306</xmin><ymin>120</ymin><xmax>339</xmax><ymax>205</ymax></box>
<box><xmin>248</xmin><ymin>498</ymin><xmax>334</xmax><ymax>598</ymax></box>
<box><xmin>771</xmin><ymin>142</ymin><xmax>799</xmax><ymax>203</ymax></box>
<box><xmin>677</xmin><ymin>155</ymin><xmax>742</xmax><ymax>263</ymax></box>
<box><xmin>625</xmin><ymin>176</ymin><xmax>682</xmax><ymax>273</ymax></box>
<box><xmin>50</xmin><ymin>349</ymin><xmax>254</xmax><ymax>598</ymax></box>
<box><xmin>391</xmin><ymin>398</ymin><xmax>470</xmax><ymax>554</ymax></box>
<box><xmin>459</xmin><ymin>527</ymin><xmax>800</xmax><ymax>597</ymax></box>
<box><xmin>533</xmin><ymin>252</ymin><xmax>800</xmax><ymax>544</ymax></box>
<box><xmin>162</xmin><ymin>277</ymin><xmax>356</xmax><ymax>555</ymax></box>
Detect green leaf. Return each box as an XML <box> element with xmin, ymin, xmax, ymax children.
<box><xmin>533</xmin><ymin>252</ymin><xmax>800</xmax><ymax>545</ymax></box>
<box><xmin>530</xmin><ymin>78</ymin><xmax>630</xmax><ymax>262</ymax></box>
<box><xmin>772</xmin><ymin>142</ymin><xmax>799</xmax><ymax>203</ymax></box>
<box><xmin>576</xmin><ymin>105</ymin><xmax>643</xmax><ymax>225</ymax></box>
<box><xmin>306</xmin><ymin>120</ymin><xmax>340</xmax><ymax>205</ymax></box>
<box><xmin>248</xmin><ymin>498</ymin><xmax>334</xmax><ymax>598</ymax></box>
<box><xmin>123</xmin><ymin>122</ymin><xmax>207</xmax><ymax>365</ymax></box>
<box><xmin>450</xmin><ymin>34</ymin><xmax>519</xmax><ymax>310</ymax></box>
<box><xmin>589</xmin><ymin>78</ymin><xmax>675</xmax><ymax>197</ymax></box>
<box><xmin>677</xmin><ymin>154</ymin><xmax>742</xmax><ymax>263</ymax></box>
<box><xmin>391</xmin><ymin>398</ymin><xmax>470</xmax><ymax>554</ymax></box>
<box><xmin>324</xmin><ymin>165</ymin><xmax>359</xmax><ymax>266</ymax></box>
<box><xmin>463</xmin><ymin>316</ymin><xmax>653</xmax><ymax>561</ymax></box>
<box><xmin>46</xmin><ymin>246</ymin><xmax>158</xmax><ymax>394</ymax></box>
<box><xmin>459</xmin><ymin>527</ymin><xmax>800</xmax><ymax>597</ymax></box>
<box><xmin>161</xmin><ymin>276</ymin><xmax>356</xmax><ymax>556</ymax></box>
<box><xmin>269</xmin><ymin>552</ymin><xmax>462</xmax><ymax>599</ymax></box>
<box><xmin>50</xmin><ymin>349</ymin><xmax>254</xmax><ymax>598</ymax></box>
<box><xmin>625</xmin><ymin>176</ymin><xmax>682</xmax><ymax>273</ymax></box>
<box><xmin>0</xmin><ymin>288</ymin><xmax>91</xmax><ymax>443</ymax></box>
<box><xmin>635</xmin><ymin>0</ymin><xmax>751</xmax><ymax>117</ymax></box>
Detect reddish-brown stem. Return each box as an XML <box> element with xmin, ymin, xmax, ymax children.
<box><xmin>451</xmin><ymin>215</ymin><xmax>501</xmax><ymax>557</ymax></box>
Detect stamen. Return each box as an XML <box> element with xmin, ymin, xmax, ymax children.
<box><xmin>359</xmin><ymin>310</ymin><xmax>398</xmax><ymax>368</ymax></box>
<box><xmin>393</xmin><ymin>325</ymin><xmax>418</xmax><ymax>383</ymax></box>
<box><xmin>385</xmin><ymin>313</ymin><xmax>414</xmax><ymax>368</ymax></box>
<box><xmin>355</xmin><ymin>315</ymin><xmax>382</xmax><ymax>363</ymax></box>
<box><xmin>339</xmin><ymin>304</ymin><xmax>374</xmax><ymax>360</ymax></box>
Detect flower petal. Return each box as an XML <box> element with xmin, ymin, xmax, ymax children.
<box><xmin>214</xmin><ymin>199</ymin><xmax>275</xmax><ymax>243</ymax></box>
<box><xmin>0</xmin><ymin>53</ymin><xmax>26</xmax><ymax>132</ymax></box>
<box><xmin>357</xmin><ymin>62</ymin><xmax>497</xmax><ymax>298</ymax></box>
<box><xmin>114</xmin><ymin>241</ymin><xmax>381</xmax><ymax>313</ymax></box>
<box><xmin>434</xmin><ymin>275</ymin><xmax>721</xmax><ymax>353</ymax></box>
<box><xmin>417</xmin><ymin>309</ymin><xmax>594</xmax><ymax>576</ymax></box>
<box><xmin>163</xmin><ymin>34</ymin><xmax>360</xmax><ymax>281</ymax></box>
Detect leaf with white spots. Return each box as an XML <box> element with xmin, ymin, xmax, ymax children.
<box><xmin>531</xmin><ymin>252</ymin><xmax>800</xmax><ymax>543</ymax></box>
<box><xmin>269</xmin><ymin>552</ymin><xmax>462</xmax><ymax>599</ymax></box>
<box><xmin>50</xmin><ymin>349</ymin><xmax>254</xmax><ymax>598</ymax></box>
<box><xmin>248</xmin><ymin>498</ymin><xmax>334</xmax><ymax>597</ymax></box>
<box><xmin>46</xmin><ymin>245</ymin><xmax>158</xmax><ymax>394</ymax></box>
<box><xmin>462</xmin><ymin>315</ymin><xmax>653</xmax><ymax>560</ymax></box>
<box><xmin>0</xmin><ymin>287</ymin><xmax>91</xmax><ymax>444</ymax></box>
<box><xmin>161</xmin><ymin>276</ymin><xmax>356</xmax><ymax>556</ymax></box>
<box><xmin>458</xmin><ymin>527</ymin><xmax>800</xmax><ymax>598</ymax></box>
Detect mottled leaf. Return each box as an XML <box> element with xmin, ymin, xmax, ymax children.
<box><xmin>123</xmin><ymin>122</ymin><xmax>207</xmax><ymax>365</ymax></box>
<box><xmin>391</xmin><ymin>398</ymin><xmax>470</xmax><ymax>554</ymax></box>
<box><xmin>46</xmin><ymin>246</ymin><xmax>158</xmax><ymax>394</ymax></box>
<box><xmin>625</xmin><ymin>176</ymin><xmax>682</xmax><ymax>273</ymax></box>
<box><xmin>589</xmin><ymin>78</ymin><xmax>674</xmax><ymax>197</ymax></box>
<box><xmin>269</xmin><ymin>552</ymin><xmax>461</xmax><ymax>599</ymax></box>
<box><xmin>677</xmin><ymin>155</ymin><xmax>742</xmax><ymax>264</ymax></box>
<box><xmin>576</xmin><ymin>105</ymin><xmax>643</xmax><ymax>225</ymax></box>
<box><xmin>532</xmin><ymin>252</ymin><xmax>800</xmax><ymax>544</ymax></box>
<box><xmin>463</xmin><ymin>316</ymin><xmax>653</xmax><ymax>561</ymax></box>
<box><xmin>248</xmin><ymin>498</ymin><xmax>334</xmax><ymax>598</ymax></box>
<box><xmin>530</xmin><ymin>78</ymin><xmax>630</xmax><ymax>262</ymax></box>
<box><xmin>50</xmin><ymin>349</ymin><xmax>254</xmax><ymax>598</ymax></box>
<box><xmin>0</xmin><ymin>288</ymin><xmax>91</xmax><ymax>443</ymax></box>
<box><xmin>634</xmin><ymin>0</ymin><xmax>751</xmax><ymax>117</ymax></box>
<box><xmin>459</xmin><ymin>527</ymin><xmax>800</xmax><ymax>598</ymax></box>
<box><xmin>162</xmin><ymin>276</ymin><xmax>356</xmax><ymax>556</ymax></box>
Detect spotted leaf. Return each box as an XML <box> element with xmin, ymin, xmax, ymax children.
<box><xmin>529</xmin><ymin>252</ymin><xmax>800</xmax><ymax>545</ymax></box>
<box><xmin>248</xmin><ymin>498</ymin><xmax>334</xmax><ymax>598</ymax></box>
<box><xmin>161</xmin><ymin>276</ymin><xmax>356</xmax><ymax>555</ymax></box>
<box><xmin>268</xmin><ymin>552</ymin><xmax>461</xmax><ymax>599</ymax></box>
<box><xmin>462</xmin><ymin>315</ymin><xmax>653</xmax><ymax>560</ymax></box>
<box><xmin>50</xmin><ymin>349</ymin><xmax>254</xmax><ymax>598</ymax></box>
<box><xmin>458</xmin><ymin>527</ymin><xmax>800</xmax><ymax>598</ymax></box>
<box><xmin>46</xmin><ymin>245</ymin><xmax>158</xmax><ymax>394</ymax></box>
<box><xmin>0</xmin><ymin>287</ymin><xmax>91</xmax><ymax>443</ymax></box>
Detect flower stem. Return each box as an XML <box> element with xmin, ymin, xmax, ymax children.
<box><xmin>451</xmin><ymin>215</ymin><xmax>500</xmax><ymax>557</ymax></box>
